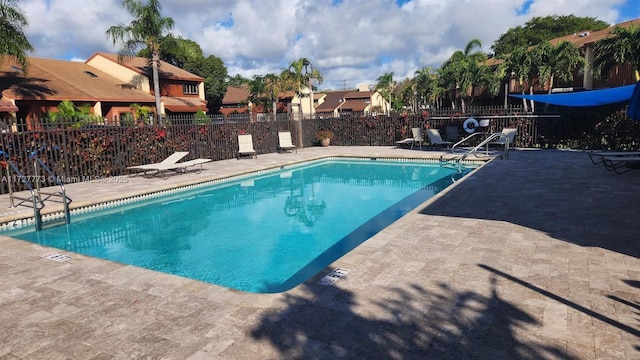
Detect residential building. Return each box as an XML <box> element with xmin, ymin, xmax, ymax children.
<box><xmin>219</xmin><ymin>85</ymin><xmax>251</xmax><ymax>116</ymax></box>
<box><xmin>0</xmin><ymin>53</ymin><xmax>207</xmax><ymax>129</ymax></box>
<box><xmin>314</xmin><ymin>86</ymin><xmax>387</xmax><ymax>118</ymax></box>
<box><xmin>86</xmin><ymin>53</ymin><xmax>207</xmax><ymax>115</ymax></box>
<box><xmin>485</xmin><ymin>17</ymin><xmax>640</xmax><ymax>96</ymax></box>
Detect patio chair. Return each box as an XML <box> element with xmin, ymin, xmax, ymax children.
<box><xmin>601</xmin><ymin>155</ymin><xmax>640</xmax><ymax>174</ymax></box>
<box><xmin>588</xmin><ymin>151</ymin><xmax>640</xmax><ymax>165</ymax></box>
<box><xmin>425</xmin><ymin>129</ymin><xmax>453</xmax><ymax>149</ymax></box>
<box><xmin>396</xmin><ymin>128</ymin><xmax>414</xmax><ymax>148</ymax></box>
<box><xmin>237</xmin><ymin>134</ymin><xmax>257</xmax><ymax>159</ymax></box>
<box><xmin>410</xmin><ymin>127</ymin><xmax>427</xmax><ymax>150</ymax></box>
<box><xmin>148</xmin><ymin>158</ymin><xmax>212</xmax><ymax>178</ymax></box>
<box><xmin>487</xmin><ymin>128</ymin><xmax>517</xmax><ymax>149</ymax></box>
<box><xmin>445</xmin><ymin>126</ymin><xmax>459</xmax><ymax>142</ymax></box>
<box><xmin>278</xmin><ymin>131</ymin><xmax>297</xmax><ymax>153</ymax></box>
<box><xmin>127</xmin><ymin>151</ymin><xmax>189</xmax><ymax>176</ymax></box>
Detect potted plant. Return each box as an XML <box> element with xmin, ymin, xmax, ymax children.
<box><xmin>315</xmin><ymin>129</ymin><xmax>334</xmax><ymax>147</ymax></box>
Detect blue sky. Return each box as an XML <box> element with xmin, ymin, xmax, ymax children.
<box><xmin>20</xmin><ymin>0</ymin><xmax>640</xmax><ymax>90</ymax></box>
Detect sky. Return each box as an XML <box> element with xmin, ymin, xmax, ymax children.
<box><xmin>20</xmin><ymin>0</ymin><xmax>640</xmax><ymax>91</ymax></box>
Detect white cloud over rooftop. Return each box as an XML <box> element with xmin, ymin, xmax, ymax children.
<box><xmin>22</xmin><ymin>0</ymin><xmax>638</xmax><ymax>90</ymax></box>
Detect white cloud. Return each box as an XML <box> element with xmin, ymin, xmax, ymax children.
<box><xmin>20</xmin><ymin>0</ymin><xmax>638</xmax><ymax>90</ymax></box>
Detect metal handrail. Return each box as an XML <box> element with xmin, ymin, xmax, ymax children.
<box><xmin>440</xmin><ymin>132</ymin><xmax>510</xmax><ymax>163</ymax></box>
<box><xmin>4</xmin><ymin>161</ymin><xmax>44</xmax><ymax>231</ymax></box>
<box><xmin>450</xmin><ymin>132</ymin><xmax>487</xmax><ymax>153</ymax></box>
<box><xmin>33</xmin><ymin>157</ymin><xmax>72</xmax><ymax>225</ymax></box>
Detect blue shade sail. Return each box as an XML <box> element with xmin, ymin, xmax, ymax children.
<box><xmin>510</xmin><ymin>84</ymin><xmax>636</xmax><ymax>107</ymax></box>
<box><xmin>627</xmin><ymin>81</ymin><xmax>640</xmax><ymax>121</ymax></box>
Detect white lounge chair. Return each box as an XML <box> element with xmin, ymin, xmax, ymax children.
<box><xmin>127</xmin><ymin>151</ymin><xmax>189</xmax><ymax>175</ymax></box>
<box><xmin>237</xmin><ymin>134</ymin><xmax>257</xmax><ymax>159</ymax></box>
<box><xmin>481</xmin><ymin>128</ymin><xmax>517</xmax><ymax>157</ymax></box>
<box><xmin>425</xmin><ymin>129</ymin><xmax>453</xmax><ymax>149</ymax></box>
<box><xmin>588</xmin><ymin>151</ymin><xmax>640</xmax><ymax>165</ymax></box>
<box><xmin>396</xmin><ymin>128</ymin><xmax>414</xmax><ymax>148</ymax></box>
<box><xmin>146</xmin><ymin>158</ymin><xmax>212</xmax><ymax>178</ymax></box>
<box><xmin>488</xmin><ymin>128</ymin><xmax>517</xmax><ymax>148</ymax></box>
<box><xmin>601</xmin><ymin>155</ymin><xmax>640</xmax><ymax>174</ymax></box>
<box><xmin>396</xmin><ymin>137</ymin><xmax>414</xmax><ymax>148</ymax></box>
<box><xmin>278</xmin><ymin>131</ymin><xmax>297</xmax><ymax>153</ymax></box>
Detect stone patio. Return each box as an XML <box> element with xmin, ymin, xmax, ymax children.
<box><xmin>0</xmin><ymin>146</ymin><xmax>638</xmax><ymax>359</ymax></box>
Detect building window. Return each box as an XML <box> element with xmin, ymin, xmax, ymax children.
<box><xmin>183</xmin><ymin>84</ymin><xmax>198</xmax><ymax>95</ymax></box>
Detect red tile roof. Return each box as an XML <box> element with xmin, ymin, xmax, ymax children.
<box><xmin>0</xmin><ymin>56</ymin><xmax>156</xmax><ymax>103</ymax></box>
<box><xmin>0</xmin><ymin>99</ymin><xmax>18</xmax><ymax>112</ymax></box>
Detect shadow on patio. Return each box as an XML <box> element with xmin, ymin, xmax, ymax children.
<box><xmin>251</xmin><ymin>275</ymin><xmax>571</xmax><ymax>359</ymax></box>
<box><xmin>419</xmin><ymin>149</ymin><xmax>640</xmax><ymax>258</ymax></box>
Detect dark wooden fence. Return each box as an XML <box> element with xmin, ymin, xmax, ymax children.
<box><xmin>0</xmin><ymin>104</ymin><xmax>634</xmax><ymax>192</ymax></box>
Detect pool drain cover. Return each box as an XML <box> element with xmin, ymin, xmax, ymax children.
<box><xmin>42</xmin><ymin>252</ymin><xmax>72</xmax><ymax>262</ymax></box>
<box><xmin>316</xmin><ymin>268</ymin><xmax>350</xmax><ymax>286</ymax></box>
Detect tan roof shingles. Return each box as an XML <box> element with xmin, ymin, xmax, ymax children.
<box><xmin>162</xmin><ymin>96</ymin><xmax>207</xmax><ymax>112</ymax></box>
<box><xmin>222</xmin><ymin>86</ymin><xmax>250</xmax><ymax>104</ymax></box>
<box><xmin>341</xmin><ymin>99</ymin><xmax>367</xmax><ymax>111</ymax></box>
<box><xmin>315</xmin><ymin>90</ymin><xmax>351</xmax><ymax>112</ymax></box>
<box><xmin>88</xmin><ymin>52</ymin><xmax>204</xmax><ymax>82</ymax></box>
<box><xmin>0</xmin><ymin>57</ymin><xmax>155</xmax><ymax>102</ymax></box>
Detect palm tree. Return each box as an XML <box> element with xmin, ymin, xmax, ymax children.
<box><xmin>439</xmin><ymin>39</ymin><xmax>487</xmax><ymax>112</ymax></box>
<box><xmin>0</xmin><ymin>0</ymin><xmax>34</xmax><ymax>70</ymax></box>
<box><xmin>282</xmin><ymin>58</ymin><xmax>323</xmax><ymax>119</ymax></box>
<box><xmin>263</xmin><ymin>73</ymin><xmax>282</xmax><ymax>120</ymax></box>
<box><xmin>534</xmin><ymin>40</ymin><xmax>584</xmax><ymax>94</ymax></box>
<box><xmin>499</xmin><ymin>46</ymin><xmax>535</xmax><ymax>111</ymax></box>
<box><xmin>375</xmin><ymin>72</ymin><xmax>395</xmax><ymax>115</ymax></box>
<box><xmin>594</xmin><ymin>24</ymin><xmax>640</xmax><ymax>81</ymax></box>
<box><xmin>106</xmin><ymin>0</ymin><xmax>175</xmax><ymax>125</ymax></box>
<box><xmin>413</xmin><ymin>67</ymin><xmax>437</xmax><ymax>110</ymax></box>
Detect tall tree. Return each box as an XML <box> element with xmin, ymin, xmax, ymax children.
<box><xmin>498</xmin><ymin>46</ymin><xmax>535</xmax><ymax>111</ymax></box>
<box><xmin>106</xmin><ymin>0</ymin><xmax>175</xmax><ymax>125</ymax></box>
<box><xmin>0</xmin><ymin>0</ymin><xmax>34</xmax><ymax>70</ymax></box>
<box><xmin>439</xmin><ymin>39</ymin><xmax>487</xmax><ymax>111</ymax></box>
<box><xmin>247</xmin><ymin>75</ymin><xmax>269</xmax><ymax>111</ymax></box>
<box><xmin>227</xmin><ymin>75</ymin><xmax>249</xmax><ymax>88</ymax></box>
<box><xmin>375</xmin><ymin>72</ymin><xmax>395</xmax><ymax>115</ymax></box>
<box><xmin>413</xmin><ymin>67</ymin><xmax>438</xmax><ymax>110</ymax></box>
<box><xmin>198</xmin><ymin>55</ymin><xmax>228</xmax><ymax>112</ymax></box>
<box><xmin>492</xmin><ymin>15</ymin><xmax>609</xmax><ymax>56</ymax></box>
<box><xmin>139</xmin><ymin>38</ymin><xmax>229</xmax><ymax>112</ymax></box>
<box><xmin>594</xmin><ymin>24</ymin><xmax>640</xmax><ymax>81</ymax></box>
<box><xmin>282</xmin><ymin>58</ymin><xmax>323</xmax><ymax>118</ymax></box>
<box><xmin>534</xmin><ymin>40</ymin><xmax>584</xmax><ymax>93</ymax></box>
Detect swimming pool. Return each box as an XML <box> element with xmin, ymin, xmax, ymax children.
<box><xmin>2</xmin><ymin>158</ymin><xmax>474</xmax><ymax>293</ymax></box>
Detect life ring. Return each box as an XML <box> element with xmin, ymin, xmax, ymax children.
<box><xmin>463</xmin><ymin>118</ymin><xmax>479</xmax><ymax>133</ymax></box>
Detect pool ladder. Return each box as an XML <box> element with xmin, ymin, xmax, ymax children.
<box><xmin>439</xmin><ymin>132</ymin><xmax>510</xmax><ymax>165</ymax></box>
<box><xmin>3</xmin><ymin>158</ymin><xmax>72</xmax><ymax>231</ymax></box>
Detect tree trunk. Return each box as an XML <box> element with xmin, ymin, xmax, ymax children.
<box><xmin>272</xmin><ymin>101</ymin><xmax>277</xmax><ymax>122</ymax></box>
<box><xmin>152</xmin><ymin>51</ymin><xmax>162</xmax><ymax>126</ymax></box>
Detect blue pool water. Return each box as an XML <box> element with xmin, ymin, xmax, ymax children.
<box><xmin>2</xmin><ymin>158</ymin><xmax>473</xmax><ymax>293</ymax></box>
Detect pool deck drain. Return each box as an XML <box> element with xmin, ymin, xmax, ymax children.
<box><xmin>42</xmin><ymin>252</ymin><xmax>72</xmax><ymax>262</ymax></box>
<box><xmin>0</xmin><ymin>146</ymin><xmax>638</xmax><ymax>359</ymax></box>
<box><xmin>316</xmin><ymin>268</ymin><xmax>350</xmax><ymax>286</ymax></box>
